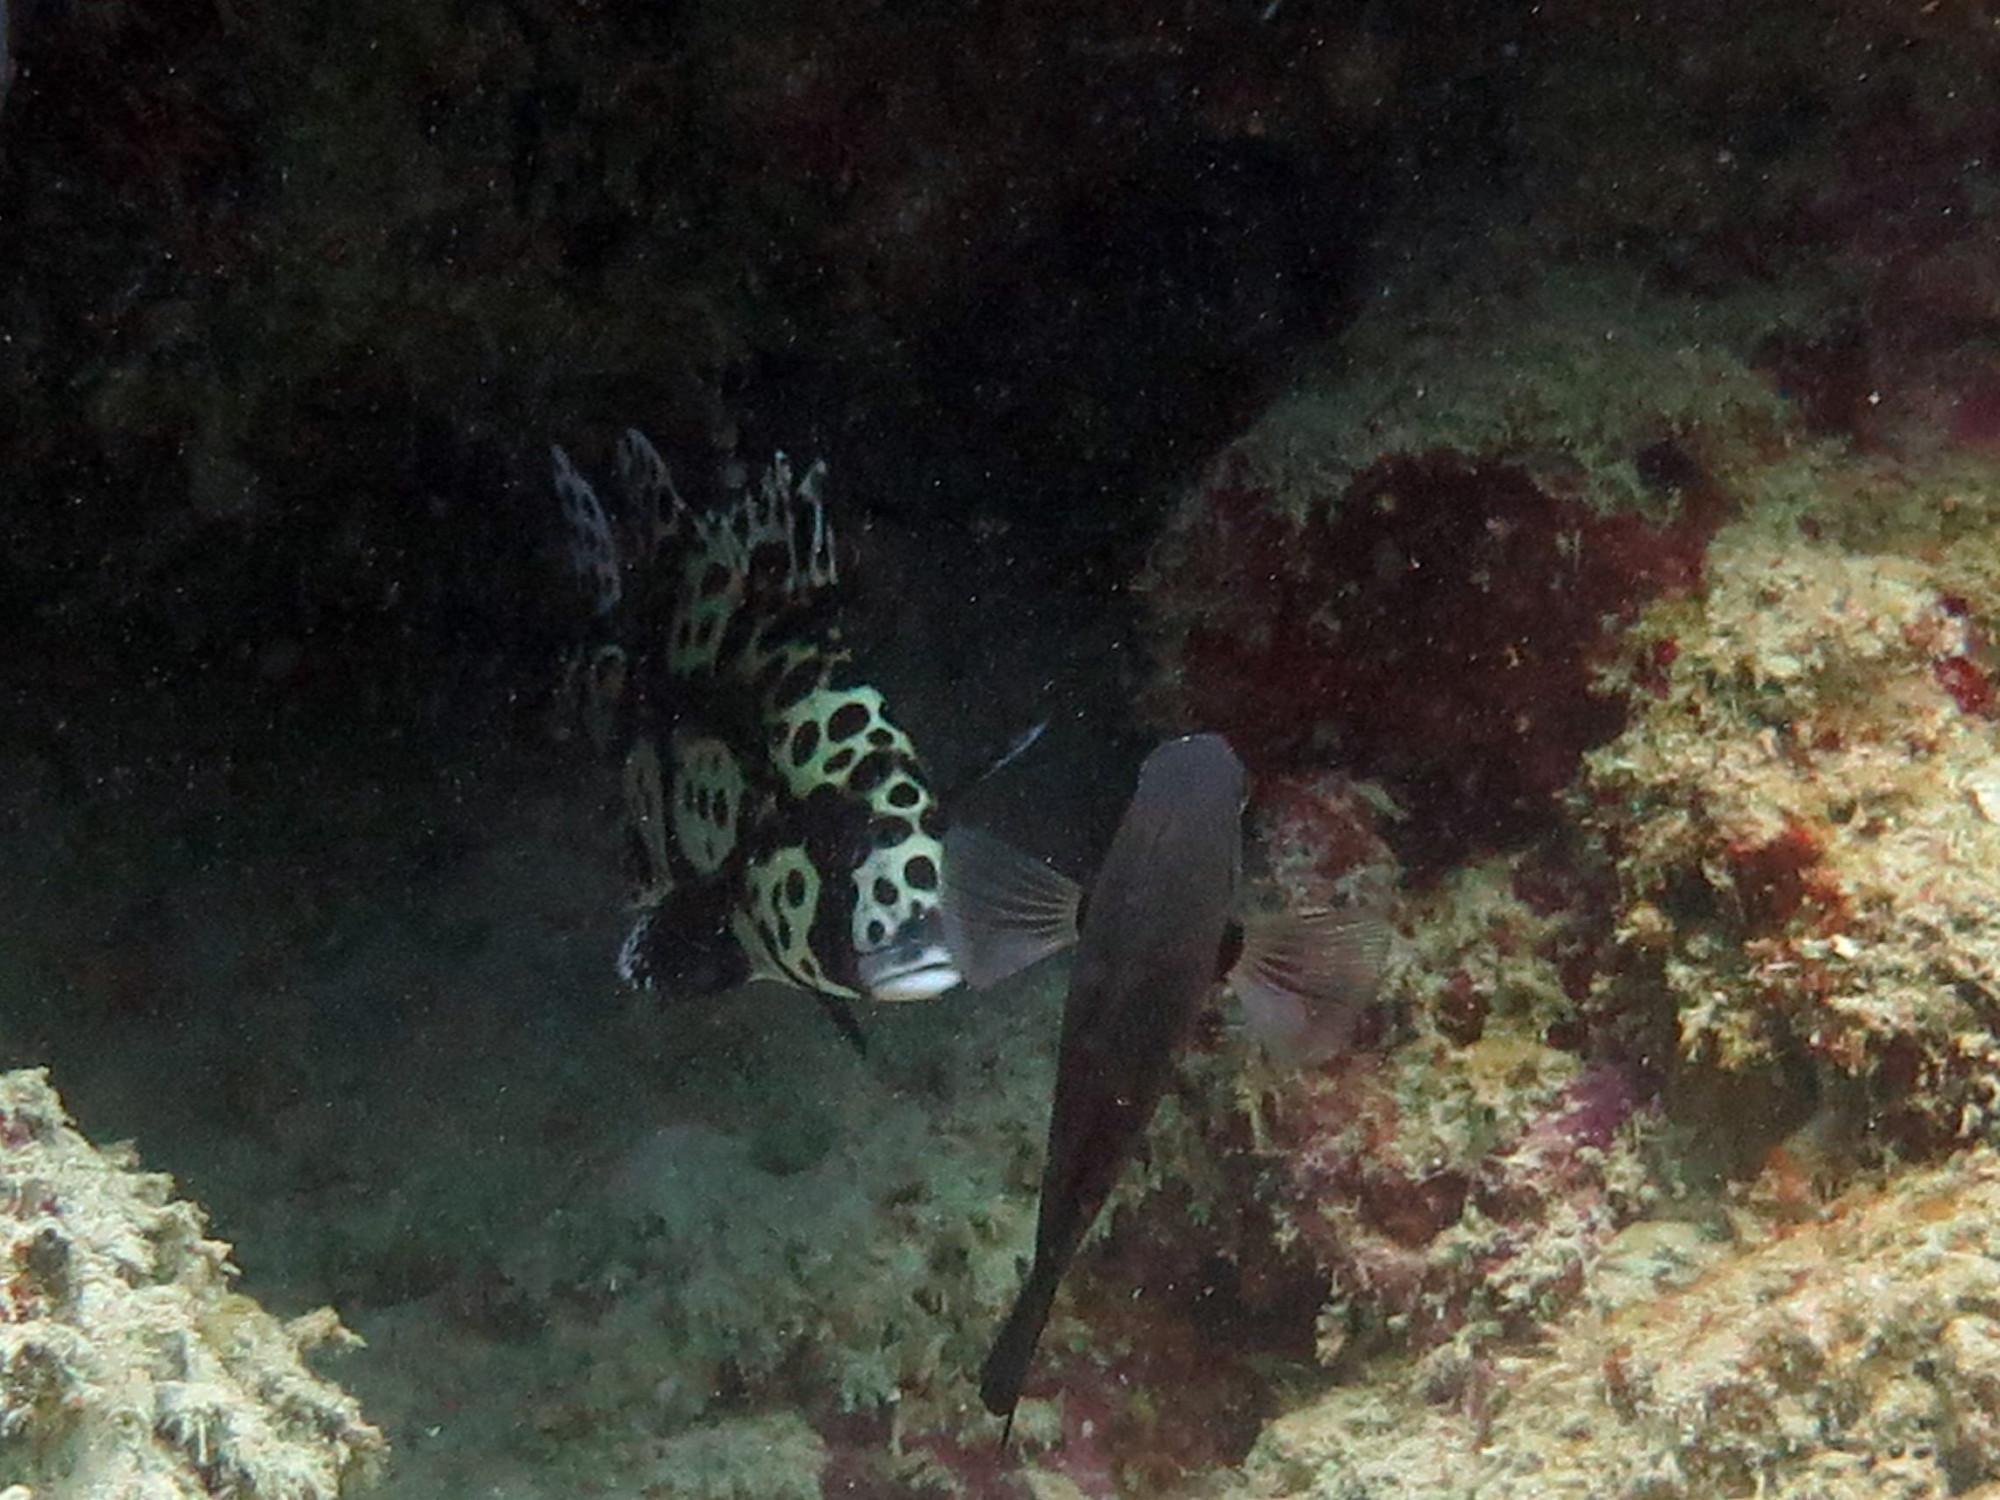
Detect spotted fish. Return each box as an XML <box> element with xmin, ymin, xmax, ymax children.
<box><xmin>552</xmin><ymin>429</ymin><xmax>961</xmax><ymax>1042</ymax></box>
<box><xmin>942</xmin><ymin>733</ymin><xmax>1389</xmax><ymax>1422</ymax></box>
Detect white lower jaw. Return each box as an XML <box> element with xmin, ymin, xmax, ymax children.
<box><xmin>862</xmin><ymin>954</ymin><xmax>964</xmax><ymax>1002</ymax></box>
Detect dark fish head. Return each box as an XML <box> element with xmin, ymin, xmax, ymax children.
<box><xmin>1071</xmin><ymin>733</ymin><xmax>1245</xmax><ymax>998</ymax></box>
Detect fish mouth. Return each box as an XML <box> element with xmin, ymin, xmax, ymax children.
<box><xmin>856</xmin><ymin>917</ymin><xmax>963</xmax><ymax>1001</ymax></box>
<box><xmin>859</xmin><ymin>946</ymin><xmax>962</xmax><ymax>1001</ymax></box>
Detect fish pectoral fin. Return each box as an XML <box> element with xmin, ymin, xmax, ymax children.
<box><xmin>1229</xmin><ymin>906</ymin><xmax>1393</xmax><ymax>1064</ymax></box>
<box><xmin>813</xmin><ymin>991</ymin><xmax>870</xmax><ymax>1055</ymax></box>
<box><xmin>941</xmin><ymin>718</ymin><xmax>1050</xmax><ymax>802</ymax></box>
<box><xmin>939</xmin><ymin>825</ymin><xmax>1082</xmax><ymax>990</ymax></box>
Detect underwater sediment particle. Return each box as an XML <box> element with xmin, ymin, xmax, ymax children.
<box><xmin>0</xmin><ymin>1068</ymin><xmax>384</xmax><ymax>1497</ymax></box>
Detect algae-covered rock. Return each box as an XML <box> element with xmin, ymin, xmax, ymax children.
<box><xmin>1231</xmin><ymin>1149</ymin><xmax>2000</xmax><ymax>1499</ymax></box>
<box><xmin>1581</xmin><ymin>507</ymin><xmax>2000</xmax><ymax>1161</ymax></box>
<box><xmin>0</xmin><ymin>1068</ymin><xmax>384</xmax><ymax>1498</ymax></box>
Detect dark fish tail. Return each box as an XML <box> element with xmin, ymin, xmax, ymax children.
<box><xmin>979</xmin><ymin>1257</ymin><xmax>1063</xmax><ymax>1418</ymax></box>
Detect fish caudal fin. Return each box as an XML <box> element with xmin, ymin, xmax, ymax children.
<box><xmin>979</xmin><ymin>1257</ymin><xmax>1063</xmax><ymax>1419</ymax></box>
<box><xmin>1231</xmin><ymin>906</ymin><xmax>1393</xmax><ymax>1063</ymax></box>
<box><xmin>939</xmin><ymin>825</ymin><xmax>1082</xmax><ymax>990</ymax></box>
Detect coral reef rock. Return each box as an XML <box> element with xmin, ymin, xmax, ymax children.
<box><xmin>1140</xmin><ymin>268</ymin><xmax>1795</xmax><ymax>870</ymax></box>
<box><xmin>1582</xmin><ymin>501</ymin><xmax>2000</xmax><ymax>1162</ymax></box>
<box><xmin>0</xmin><ymin>1068</ymin><xmax>384</xmax><ymax>1498</ymax></box>
<box><xmin>1229</xmin><ymin>1147</ymin><xmax>2000</xmax><ymax>1499</ymax></box>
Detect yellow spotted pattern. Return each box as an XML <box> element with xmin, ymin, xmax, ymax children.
<box><xmin>667</xmin><ymin>731</ymin><xmax>745</xmax><ymax>877</ymax></box>
<box><xmin>734</xmin><ymin>845</ymin><xmax>846</xmax><ymax>995</ymax></box>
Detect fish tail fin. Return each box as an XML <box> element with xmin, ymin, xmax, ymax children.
<box><xmin>979</xmin><ymin>1259</ymin><xmax>1063</xmax><ymax>1418</ymax></box>
<box><xmin>939</xmin><ymin>826</ymin><xmax>1082</xmax><ymax>990</ymax></box>
<box><xmin>1230</xmin><ymin>905</ymin><xmax>1393</xmax><ymax>1063</ymax></box>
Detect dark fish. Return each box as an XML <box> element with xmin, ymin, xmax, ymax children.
<box><xmin>943</xmin><ymin>733</ymin><xmax>1388</xmax><ymax>1421</ymax></box>
<box><xmin>552</xmin><ymin>430</ymin><xmax>960</xmax><ymax>1045</ymax></box>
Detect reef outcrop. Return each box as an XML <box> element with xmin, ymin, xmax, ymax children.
<box><xmin>0</xmin><ymin>1068</ymin><xmax>383</xmax><ymax>1498</ymax></box>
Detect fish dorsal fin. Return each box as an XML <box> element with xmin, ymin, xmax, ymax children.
<box><xmin>695</xmin><ymin>452</ymin><xmax>836</xmax><ymax>598</ymax></box>
<box><xmin>616</xmin><ymin>427</ymin><xmax>689</xmax><ymax>561</ymax></box>
<box><xmin>939</xmin><ymin>825</ymin><xmax>1081</xmax><ymax>990</ymax></box>
<box><xmin>671</xmin><ymin>453</ymin><xmax>836</xmax><ymax>676</ymax></box>
<box><xmin>552</xmin><ymin>444</ymin><xmax>622</xmax><ymax>617</ymax></box>
<box><xmin>554</xmin><ymin>433</ymin><xmax>693</xmax><ymax>613</ymax></box>
<box><xmin>1230</xmin><ymin>906</ymin><xmax>1393</xmax><ymax>1064</ymax></box>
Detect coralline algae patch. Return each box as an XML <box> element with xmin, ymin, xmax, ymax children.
<box><xmin>1580</xmin><ymin>510</ymin><xmax>2000</xmax><ymax>1161</ymax></box>
<box><xmin>1236</xmin><ymin>860</ymin><xmax>1656</xmax><ymax>1379</ymax></box>
<box><xmin>1143</xmin><ymin>256</ymin><xmax>2000</xmax><ymax>1177</ymax></box>
<box><xmin>1228</xmin><ymin>1148</ymin><xmax>2000</xmax><ymax>1500</ymax></box>
<box><xmin>1144</xmin><ymin>453</ymin><xmax>1709</xmax><ymax>874</ymax></box>
<box><xmin>1140</xmin><ymin>268</ymin><xmax>1807</xmax><ymax>873</ymax></box>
